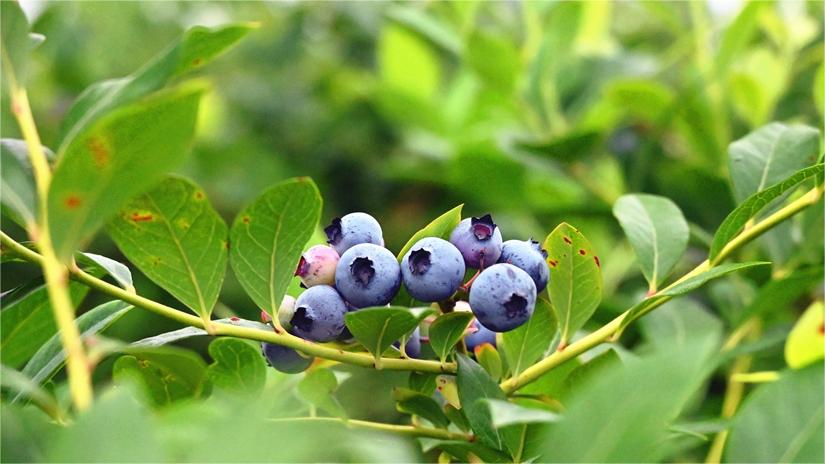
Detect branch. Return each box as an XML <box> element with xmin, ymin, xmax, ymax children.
<box><xmin>267</xmin><ymin>417</ymin><xmax>472</xmax><ymax>441</ymax></box>
<box><xmin>500</xmin><ymin>186</ymin><xmax>822</xmax><ymax>393</ymax></box>
<box><xmin>0</xmin><ymin>231</ymin><xmax>456</xmax><ymax>375</ymax></box>
<box><xmin>9</xmin><ymin>83</ymin><xmax>93</xmax><ymax>411</ymax></box>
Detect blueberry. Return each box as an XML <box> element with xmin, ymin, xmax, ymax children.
<box><xmin>290</xmin><ymin>285</ymin><xmax>347</xmax><ymax>342</ymax></box>
<box><xmin>468</xmin><ymin>263</ymin><xmax>536</xmax><ymax>332</ymax></box>
<box><xmin>449</xmin><ymin>214</ymin><xmax>503</xmax><ymax>269</ymax></box>
<box><xmin>295</xmin><ymin>245</ymin><xmax>339</xmax><ymax>288</ymax></box>
<box><xmin>325</xmin><ymin>212</ymin><xmax>384</xmax><ymax>255</ymax></box>
<box><xmin>401</xmin><ymin>237</ymin><xmax>465</xmax><ymax>302</ymax></box>
<box><xmin>335</xmin><ymin>243</ymin><xmax>401</xmax><ymax>308</ymax></box>
<box><xmin>261</xmin><ymin>342</ymin><xmax>314</xmax><ymax>374</ymax></box>
<box><xmin>465</xmin><ymin>319</ymin><xmax>497</xmax><ymax>350</ymax></box>
<box><xmin>498</xmin><ymin>239</ymin><xmax>550</xmax><ymax>292</ymax></box>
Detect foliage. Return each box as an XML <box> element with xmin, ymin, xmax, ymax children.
<box><xmin>1</xmin><ymin>1</ymin><xmax>823</xmax><ymax>463</ymax></box>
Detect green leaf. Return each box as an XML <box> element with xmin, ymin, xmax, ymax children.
<box><xmin>132</xmin><ymin>318</ymin><xmax>270</xmax><ymax>347</ymax></box>
<box><xmin>408</xmin><ymin>372</ymin><xmax>438</xmax><ymax>396</ymax></box>
<box><xmin>113</xmin><ymin>345</ymin><xmax>207</xmax><ymax>407</ymax></box>
<box><xmin>76</xmin><ymin>252</ymin><xmax>133</xmax><ymax>291</ymax></box>
<box><xmin>518</xmin><ymin>357</ymin><xmax>581</xmax><ymax>397</ymax></box>
<box><xmin>613</xmin><ymin>194</ymin><xmax>689</xmax><ymax>289</ymax></box>
<box><xmin>726</xmin><ymin>364</ymin><xmax>824</xmax><ymax>463</ymax></box>
<box><xmin>785</xmin><ymin>301</ymin><xmax>824</xmax><ymax>369</ymax></box>
<box><xmin>1</xmin><ymin>280</ymin><xmax>91</xmax><ymax>368</ymax></box>
<box><xmin>108</xmin><ymin>176</ymin><xmax>228</xmax><ymax>320</ymax></box>
<box><xmin>0</xmin><ymin>365</ymin><xmax>61</xmax><ymax>420</ymax></box>
<box><xmin>47</xmin><ymin>83</ymin><xmax>205</xmax><ymax>262</ymax></box>
<box><xmin>456</xmin><ymin>354</ymin><xmax>518</xmax><ymax>452</ymax></box>
<box><xmin>344</xmin><ymin>307</ymin><xmax>418</xmax><ymax>365</ymax></box>
<box><xmin>229</xmin><ymin>177</ymin><xmax>322</xmax><ymax>316</ymax></box>
<box><xmin>482</xmin><ymin>399</ymin><xmax>561</xmax><ymax>428</ymax></box>
<box><xmin>558</xmin><ymin>349</ymin><xmax>622</xmax><ymax>403</ymax></box>
<box><xmin>396</xmin><ymin>204</ymin><xmax>463</xmax><ymax>261</ymax></box>
<box><xmin>544</xmin><ymin>223</ymin><xmax>602</xmax><ymax>345</ymax></box>
<box><xmin>297</xmin><ymin>368</ymin><xmax>347</xmax><ymax>418</ymax></box>
<box><xmin>728</xmin><ymin>123</ymin><xmax>821</xmax><ymax>203</ymax></box>
<box><xmin>619</xmin><ymin>262</ymin><xmax>770</xmax><ymax>332</ymax></box>
<box><xmin>429</xmin><ymin>311</ymin><xmax>473</xmax><ymax>362</ymax></box>
<box><xmin>57</xmin><ymin>23</ymin><xmax>256</xmax><ymax>148</ymax></box>
<box><xmin>0</xmin><ymin>139</ymin><xmax>54</xmax><ymax>230</ymax></box>
<box><xmin>466</xmin><ymin>30</ymin><xmax>519</xmax><ymax>93</ymax></box>
<box><xmin>475</xmin><ymin>343</ymin><xmax>503</xmax><ymax>382</ymax></box>
<box><xmin>0</xmin><ymin>0</ymin><xmax>34</xmax><ymax>86</ymax></box>
<box><xmin>378</xmin><ymin>23</ymin><xmax>440</xmax><ymax>101</ymax></box>
<box><xmin>539</xmin><ymin>337</ymin><xmax>717</xmax><ymax>462</ymax></box>
<box><xmin>714</xmin><ymin>1</ymin><xmax>765</xmax><ymax>75</ymax></box>
<box><xmin>385</xmin><ymin>6</ymin><xmax>463</xmax><ymax>55</ymax></box>
<box><xmin>18</xmin><ymin>301</ymin><xmax>132</xmax><ymax>395</ymax></box>
<box><xmin>710</xmin><ymin>164</ymin><xmax>824</xmax><ymax>261</ymax></box>
<box><xmin>392</xmin><ymin>387</ymin><xmax>450</xmax><ymax>428</ymax></box>
<box><xmin>205</xmin><ymin>338</ymin><xmax>266</xmax><ymax>397</ymax></box>
<box><xmin>502</xmin><ymin>296</ymin><xmax>556</xmax><ymax>377</ymax></box>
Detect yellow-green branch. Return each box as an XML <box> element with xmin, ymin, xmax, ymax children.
<box><xmin>267</xmin><ymin>417</ymin><xmax>472</xmax><ymax>441</ymax></box>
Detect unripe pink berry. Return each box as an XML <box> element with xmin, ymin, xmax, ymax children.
<box><xmin>295</xmin><ymin>245</ymin><xmax>339</xmax><ymax>287</ymax></box>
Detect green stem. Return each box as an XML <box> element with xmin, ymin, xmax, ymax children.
<box><xmin>10</xmin><ymin>87</ymin><xmax>93</xmax><ymax>412</ymax></box>
<box><xmin>0</xmin><ymin>231</ymin><xmax>456</xmax><ymax>375</ymax></box>
<box><xmin>500</xmin><ymin>186</ymin><xmax>821</xmax><ymax>393</ymax></box>
<box><xmin>267</xmin><ymin>417</ymin><xmax>472</xmax><ymax>441</ymax></box>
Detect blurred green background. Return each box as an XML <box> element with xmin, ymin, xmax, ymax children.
<box><xmin>1</xmin><ymin>1</ymin><xmax>823</xmax><ymax>456</ymax></box>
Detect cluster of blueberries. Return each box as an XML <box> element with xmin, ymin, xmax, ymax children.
<box><xmin>262</xmin><ymin>212</ymin><xmax>550</xmax><ymax>373</ymax></box>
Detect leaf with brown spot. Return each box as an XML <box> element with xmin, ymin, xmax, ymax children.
<box><xmin>544</xmin><ymin>223</ymin><xmax>602</xmax><ymax>346</ymax></box>
<box><xmin>108</xmin><ymin>176</ymin><xmax>228</xmax><ymax>322</ymax></box>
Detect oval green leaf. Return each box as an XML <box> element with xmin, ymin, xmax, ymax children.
<box><xmin>205</xmin><ymin>338</ymin><xmax>266</xmax><ymax>397</ymax></box>
<box><xmin>392</xmin><ymin>387</ymin><xmax>450</xmax><ymax>428</ymax></box>
<box><xmin>108</xmin><ymin>176</ymin><xmax>227</xmax><ymax>321</ymax></box>
<box><xmin>344</xmin><ymin>307</ymin><xmax>418</xmax><ymax>364</ymax></box>
<box><xmin>114</xmin><ymin>345</ymin><xmax>207</xmax><ymax>407</ymax></box>
<box><xmin>229</xmin><ymin>177</ymin><xmax>322</xmax><ymax>316</ymax></box>
<box><xmin>784</xmin><ymin>300</ymin><xmax>824</xmax><ymax>370</ymax></box>
<box><xmin>429</xmin><ymin>311</ymin><xmax>473</xmax><ymax>362</ymax></box>
<box><xmin>544</xmin><ymin>223</ymin><xmax>602</xmax><ymax>346</ymax></box>
<box><xmin>613</xmin><ymin>194</ymin><xmax>689</xmax><ymax>290</ymax></box>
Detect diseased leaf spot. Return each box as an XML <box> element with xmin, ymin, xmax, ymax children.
<box><xmin>64</xmin><ymin>195</ymin><xmax>82</xmax><ymax>209</ymax></box>
<box><xmin>177</xmin><ymin>218</ymin><xmax>190</xmax><ymax>230</ymax></box>
<box><xmin>563</xmin><ymin>236</ymin><xmax>572</xmax><ymax>244</ymax></box>
<box><xmin>87</xmin><ymin>136</ymin><xmax>110</xmax><ymax>168</ymax></box>
<box><xmin>548</xmin><ymin>259</ymin><xmax>558</xmax><ymax>268</ymax></box>
<box><xmin>594</xmin><ymin>256</ymin><xmax>600</xmax><ymax>267</ymax></box>
<box><xmin>223</xmin><ymin>240</ymin><xmax>230</xmax><ymax>250</ymax></box>
<box><xmin>130</xmin><ymin>212</ymin><xmax>154</xmax><ymax>222</ymax></box>
<box><xmin>819</xmin><ymin>323</ymin><xmax>824</xmax><ymax>335</ymax></box>
<box><xmin>578</xmin><ymin>249</ymin><xmax>586</xmax><ymax>256</ymax></box>
<box><xmin>192</xmin><ymin>58</ymin><xmax>203</xmax><ymax>66</ymax></box>
<box><xmin>242</xmin><ymin>216</ymin><xmax>250</xmax><ymax>224</ymax></box>
<box><xmin>193</xmin><ymin>190</ymin><xmax>205</xmax><ymax>201</ymax></box>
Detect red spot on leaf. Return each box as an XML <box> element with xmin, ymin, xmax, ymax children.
<box><xmin>578</xmin><ymin>249</ymin><xmax>586</xmax><ymax>256</ymax></box>
<box><xmin>548</xmin><ymin>259</ymin><xmax>558</xmax><ymax>268</ymax></box>
<box><xmin>563</xmin><ymin>236</ymin><xmax>572</xmax><ymax>245</ymax></box>
<box><xmin>594</xmin><ymin>256</ymin><xmax>600</xmax><ymax>267</ymax></box>
<box><xmin>557</xmin><ymin>341</ymin><xmax>568</xmax><ymax>352</ymax></box>
<box><xmin>130</xmin><ymin>212</ymin><xmax>153</xmax><ymax>222</ymax></box>
<box><xmin>87</xmin><ymin>136</ymin><xmax>110</xmax><ymax>168</ymax></box>
<box><xmin>64</xmin><ymin>195</ymin><xmax>82</xmax><ymax>209</ymax></box>
<box><xmin>819</xmin><ymin>323</ymin><xmax>824</xmax><ymax>335</ymax></box>
<box><xmin>230</xmin><ymin>316</ymin><xmax>240</xmax><ymax>322</ymax></box>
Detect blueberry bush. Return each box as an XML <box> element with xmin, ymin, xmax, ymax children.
<box><xmin>1</xmin><ymin>2</ymin><xmax>823</xmax><ymax>462</ymax></box>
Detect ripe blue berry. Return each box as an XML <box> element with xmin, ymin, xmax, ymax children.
<box><xmin>261</xmin><ymin>342</ymin><xmax>313</xmax><ymax>374</ymax></box>
<box><xmin>464</xmin><ymin>319</ymin><xmax>497</xmax><ymax>351</ymax></box>
<box><xmin>469</xmin><ymin>263</ymin><xmax>536</xmax><ymax>332</ymax></box>
<box><xmin>290</xmin><ymin>285</ymin><xmax>348</xmax><ymax>342</ymax></box>
<box><xmin>335</xmin><ymin>243</ymin><xmax>401</xmax><ymax>308</ymax></box>
<box><xmin>295</xmin><ymin>245</ymin><xmax>339</xmax><ymax>287</ymax></box>
<box><xmin>325</xmin><ymin>212</ymin><xmax>384</xmax><ymax>255</ymax></box>
<box><xmin>498</xmin><ymin>239</ymin><xmax>550</xmax><ymax>292</ymax></box>
<box><xmin>449</xmin><ymin>214</ymin><xmax>503</xmax><ymax>269</ymax></box>
<box><xmin>401</xmin><ymin>237</ymin><xmax>465</xmax><ymax>302</ymax></box>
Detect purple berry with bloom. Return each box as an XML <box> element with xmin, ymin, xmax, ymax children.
<box><xmin>469</xmin><ymin>263</ymin><xmax>536</xmax><ymax>332</ymax></box>
<box><xmin>498</xmin><ymin>239</ymin><xmax>550</xmax><ymax>292</ymax></box>
<box><xmin>295</xmin><ymin>245</ymin><xmax>339</xmax><ymax>288</ymax></box>
<box><xmin>325</xmin><ymin>212</ymin><xmax>384</xmax><ymax>255</ymax></box>
<box><xmin>449</xmin><ymin>214</ymin><xmax>503</xmax><ymax>269</ymax></box>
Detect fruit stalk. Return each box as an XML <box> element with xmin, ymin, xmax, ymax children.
<box><xmin>9</xmin><ymin>86</ymin><xmax>94</xmax><ymax>412</ymax></box>
<box><xmin>267</xmin><ymin>417</ymin><xmax>472</xmax><ymax>441</ymax></box>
